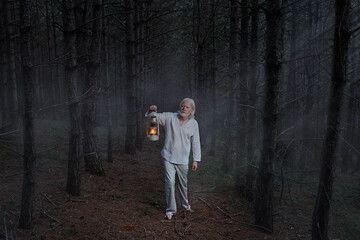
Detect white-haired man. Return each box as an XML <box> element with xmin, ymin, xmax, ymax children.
<box><xmin>146</xmin><ymin>98</ymin><xmax>201</xmax><ymax>220</ymax></box>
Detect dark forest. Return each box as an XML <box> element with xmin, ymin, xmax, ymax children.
<box><xmin>0</xmin><ymin>0</ymin><xmax>359</xmax><ymax>239</ymax></box>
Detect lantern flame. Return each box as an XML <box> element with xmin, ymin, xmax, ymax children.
<box><xmin>149</xmin><ymin>128</ymin><xmax>157</xmax><ymax>135</ymax></box>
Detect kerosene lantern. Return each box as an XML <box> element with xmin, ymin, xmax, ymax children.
<box><xmin>147</xmin><ymin>114</ymin><xmax>159</xmax><ymax>141</ymax></box>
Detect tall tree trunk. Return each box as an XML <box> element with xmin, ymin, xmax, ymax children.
<box><xmin>45</xmin><ymin>0</ymin><xmax>56</xmax><ymax>119</ymax></box>
<box><xmin>125</xmin><ymin>0</ymin><xmax>137</xmax><ymax>154</ymax></box>
<box><xmin>238</xmin><ymin>0</ymin><xmax>249</xmax><ymax>163</ymax></box>
<box><xmin>135</xmin><ymin>0</ymin><xmax>144</xmax><ymax>151</ymax></box>
<box><xmin>283</xmin><ymin>2</ymin><xmax>297</xmax><ymax>168</ymax></box>
<box><xmin>75</xmin><ymin>0</ymin><xmax>88</xmax><ymax>101</ymax></box>
<box><xmin>64</xmin><ymin>0</ymin><xmax>81</xmax><ymax>196</ymax></box>
<box><xmin>194</xmin><ymin>0</ymin><xmax>207</xmax><ymax>147</ymax></box>
<box><xmin>340</xmin><ymin>84</ymin><xmax>355</xmax><ymax>173</ymax></box>
<box><xmin>208</xmin><ymin>0</ymin><xmax>217</xmax><ymax>156</ymax></box>
<box><xmin>82</xmin><ymin>0</ymin><xmax>105</xmax><ymax>175</ymax></box>
<box><xmin>4</xmin><ymin>0</ymin><xmax>18</xmax><ymax>130</ymax></box>
<box><xmin>255</xmin><ymin>0</ymin><xmax>284</xmax><ymax>232</ymax></box>
<box><xmin>312</xmin><ymin>0</ymin><xmax>350</xmax><ymax>238</ymax></box>
<box><xmin>51</xmin><ymin>0</ymin><xmax>62</xmax><ymax>104</ymax></box>
<box><xmin>222</xmin><ymin>0</ymin><xmax>239</xmax><ymax>173</ymax></box>
<box><xmin>19</xmin><ymin>0</ymin><xmax>35</xmax><ymax>229</ymax></box>
<box><xmin>0</xmin><ymin>11</ymin><xmax>8</xmax><ymax>127</ymax></box>
<box><xmin>244</xmin><ymin>0</ymin><xmax>259</xmax><ymax>202</ymax></box>
<box><xmin>102</xmin><ymin>0</ymin><xmax>113</xmax><ymax>162</ymax></box>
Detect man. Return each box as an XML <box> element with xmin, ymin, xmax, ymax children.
<box><xmin>146</xmin><ymin>98</ymin><xmax>201</xmax><ymax>220</ymax></box>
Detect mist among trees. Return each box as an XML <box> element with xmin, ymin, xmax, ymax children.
<box><xmin>0</xmin><ymin>0</ymin><xmax>360</xmax><ymax>239</ymax></box>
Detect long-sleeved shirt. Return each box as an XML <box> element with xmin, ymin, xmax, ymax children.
<box><xmin>145</xmin><ymin>111</ymin><xmax>201</xmax><ymax>164</ymax></box>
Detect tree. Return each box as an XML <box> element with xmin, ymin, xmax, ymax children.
<box><xmin>208</xmin><ymin>0</ymin><xmax>218</xmax><ymax>156</ymax></box>
<box><xmin>311</xmin><ymin>0</ymin><xmax>351</xmax><ymax>239</ymax></box>
<box><xmin>82</xmin><ymin>0</ymin><xmax>105</xmax><ymax>175</ymax></box>
<box><xmin>102</xmin><ymin>0</ymin><xmax>113</xmax><ymax>162</ymax></box>
<box><xmin>255</xmin><ymin>0</ymin><xmax>284</xmax><ymax>232</ymax></box>
<box><xmin>135</xmin><ymin>0</ymin><xmax>145</xmax><ymax>152</ymax></box>
<box><xmin>19</xmin><ymin>0</ymin><xmax>35</xmax><ymax>229</ymax></box>
<box><xmin>125</xmin><ymin>0</ymin><xmax>137</xmax><ymax>154</ymax></box>
<box><xmin>3</xmin><ymin>0</ymin><xmax>18</xmax><ymax>130</ymax></box>
<box><xmin>244</xmin><ymin>0</ymin><xmax>259</xmax><ymax>201</ymax></box>
<box><xmin>0</xmin><ymin>7</ymin><xmax>8</xmax><ymax>128</ymax></box>
<box><xmin>64</xmin><ymin>0</ymin><xmax>81</xmax><ymax>196</ymax></box>
<box><xmin>222</xmin><ymin>0</ymin><xmax>240</xmax><ymax>173</ymax></box>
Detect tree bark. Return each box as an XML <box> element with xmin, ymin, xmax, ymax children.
<box><xmin>19</xmin><ymin>0</ymin><xmax>35</xmax><ymax>229</ymax></box>
<box><xmin>340</xmin><ymin>84</ymin><xmax>356</xmax><ymax>173</ymax></box>
<box><xmin>245</xmin><ymin>0</ymin><xmax>259</xmax><ymax>202</ymax></box>
<box><xmin>194</xmin><ymin>0</ymin><xmax>207</xmax><ymax>148</ymax></box>
<box><xmin>102</xmin><ymin>0</ymin><xmax>113</xmax><ymax>162</ymax></box>
<box><xmin>255</xmin><ymin>0</ymin><xmax>284</xmax><ymax>232</ymax></box>
<box><xmin>312</xmin><ymin>0</ymin><xmax>350</xmax><ymax>238</ymax></box>
<box><xmin>208</xmin><ymin>0</ymin><xmax>217</xmax><ymax>156</ymax></box>
<box><xmin>82</xmin><ymin>0</ymin><xmax>105</xmax><ymax>175</ymax></box>
<box><xmin>4</xmin><ymin>0</ymin><xmax>18</xmax><ymax>130</ymax></box>
<box><xmin>125</xmin><ymin>0</ymin><xmax>137</xmax><ymax>154</ymax></box>
<box><xmin>222</xmin><ymin>0</ymin><xmax>239</xmax><ymax>173</ymax></box>
<box><xmin>64</xmin><ymin>0</ymin><xmax>81</xmax><ymax>196</ymax></box>
<box><xmin>51</xmin><ymin>0</ymin><xmax>62</xmax><ymax>103</ymax></box>
<box><xmin>135</xmin><ymin>0</ymin><xmax>144</xmax><ymax>152</ymax></box>
<box><xmin>0</xmin><ymin>11</ymin><xmax>8</xmax><ymax>127</ymax></box>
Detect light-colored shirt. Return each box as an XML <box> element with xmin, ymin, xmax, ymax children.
<box><xmin>145</xmin><ymin>111</ymin><xmax>201</xmax><ymax>164</ymax></box>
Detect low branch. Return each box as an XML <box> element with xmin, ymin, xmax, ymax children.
<box><xmin>0</xmin><ymin>143</ymin><xmax>23</xmax><ymax>158</ymax></box>
<box><xmin>0</xmin><ymin>130</ymin><xmax>18</xmax><ymax>136</ymax></box>
<box><xmin>216</xmin><ymin>206</ymin><xmax>272</xmax><ymax>233</ymax></box>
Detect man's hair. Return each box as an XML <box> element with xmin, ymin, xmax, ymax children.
<box><xmin>179</xmin><ymin>98</ymin><xmax>196</xmax><ymax>118</ymax></box>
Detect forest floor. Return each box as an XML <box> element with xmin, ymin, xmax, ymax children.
<box><xmin>0</xmin><ymin>119</ymin><xmax>358</xmax><ymax>240</ymax></box>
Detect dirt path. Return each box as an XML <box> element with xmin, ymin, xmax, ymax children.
<box><xmin>1</xmin><ymin>128</ymin><xmax>312</xmax><ymax>239</ymax></box>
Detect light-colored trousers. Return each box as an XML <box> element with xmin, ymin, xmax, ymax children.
<box><xmin>163</xmin><ymin>160</ymin><xmax>191</xmax><ymax>216</ymax></box>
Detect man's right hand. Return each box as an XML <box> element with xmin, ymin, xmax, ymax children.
<box><xmin>149</xmin><ymin>105</ymin><xmax>158</xmax><ymax>112</ymax></box>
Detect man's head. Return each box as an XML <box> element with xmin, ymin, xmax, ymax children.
<box><xmin>179</xmin><ymin>98</ymin><xmax>195</xmax><ymax>119</ymax></box>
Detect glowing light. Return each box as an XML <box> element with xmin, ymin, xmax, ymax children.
<box><xmin>149</xmin><ymin>128</ymin><xmax>157</xmax><ymax>135</ymax></box>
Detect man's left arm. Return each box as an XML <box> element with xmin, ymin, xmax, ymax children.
<box><xmin>191</xmin><ymin>123</ymin><xmax>201</xmax><ymax>171</ymax></box>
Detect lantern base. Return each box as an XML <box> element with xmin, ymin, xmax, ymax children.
<box><xmin>147</xmin><ymin>135</ymin><xmax>159</xmax><ymax>141</ymax></box>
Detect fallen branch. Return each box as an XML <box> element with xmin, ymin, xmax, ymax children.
<box><xmin>2</xmin><ymin>211</ymin><xmax>8</xmax><ymax>240</ymax></box>
<box><xmin>174</xmin><ymin>216</ymin><xmax>185</xmax><ymax>239</ymax></box>
<box><xmin>198</xmin><ymin>197</ymin><xmax>211</xmax><ymax>209</ymax></box>
<box><xmin>69</xmin><ymin>198</ymin><xmax>88</xmax><ymax>202</ymax></box>
<box><xmin>183</xmin><ymin>223</ymin><xmax>193</xmax><ymax>235</ymax></box>
<box><xmin>44</xmin><ymin>194</ymin><xmax>58</xmax><ymax>208</ymax></box>
<box><xmin>39</xmin><ymin>209</ymin><xmax>61</xmax><ymax>224</ymax></box>
<box><xmin>216</xmin><ymin>206</ymin><xmax>272</xmax><ymax>233</ymax></box>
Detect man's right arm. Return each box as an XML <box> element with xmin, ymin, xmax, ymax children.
<box><xmin>145</xmin><ymin>105</ymin><xmax>167</xmax><ymax>126</ymax></box>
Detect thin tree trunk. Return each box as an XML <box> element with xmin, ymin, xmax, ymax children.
<box><xmin>135</xmin><ymin>0</ymin><xmax>144</xmax><ymax>151</ymax></box>
<box><xmin>0</xmin><ymin>11</ymin><xmax>8</xmax><ymax>127</ymax></box>
<box><xmin>255</xmin><ymin>0</ymin><xmax>284</xmax><ymax>232</ymax></box>
<box><xmin>194</xmin><ymin>0</ymin><xmax>207</xmax><ymax>148</ymax></box>
<box><xmin>222</xmin><ymin>0</ymin><xmax>239</xmax><ymax>173</ymax></box>
<box><xmin>19</xmin><ymin>0</ymin><xmax>35</xmax><ymax>229</ymax></box>
<box><xmin>208</xmin><ymin>0</ymin><xmax>217</xmax><ymax>156</ymax></box>
<box><xmin>341</xmin><ymin>84</ymin><xmax>355</xmax><ymax>173</ymax></box>
<box><xmin>283</xmin><ymin>2</ymin><xmax>297</xmax><ymax>168</ymax></box>
<box><xmin>51</xmin><ymin>0</ymin><xmax>61</xmax><ymax>104</ymax></box>
<box><xmin>311</xmin><ymin>0</ymin><xmax>350</xmax><ymax>239</ymax></box>
<box><xmin>238</xmin><ymin>0</ymin><xmax>249</xmax><ymax>164</ymax></box>
<box><xmin>4</xmin><ymin>0</ymin><xmax>18</xmax><ymax>130</ymax></box>
<box><xmin>102</xmin><ymin>0</ymin><xmax>113</xmax><ymax>162</ymax></box>
<box><xmin>64</xmin><ymin>0</ymin><xmax>81</xmax><ymax>196</ymax></box>
<box><xmin>125</xmin><ymin>0</ymin><xmax>137</xmax><ymax>154</ymax></box>
<box><xmin>82</xmin><ymin>0</ymin><xmax>105</xmax><ymax>175</ymax></box>
<box><xmin>244</xmin><ymin>0</ymin><xmax>259</xmax><ymax>202</ymax></box>
<box><xmin>45</xmin><ymin>0</ymin><xmax>56</xmax><ymax>119</ymax></box>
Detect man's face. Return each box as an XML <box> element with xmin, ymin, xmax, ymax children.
<box><xmin>180</xmin><ymin>101</ymin><xmax>193</xmax><ymax>117</ymax></box>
